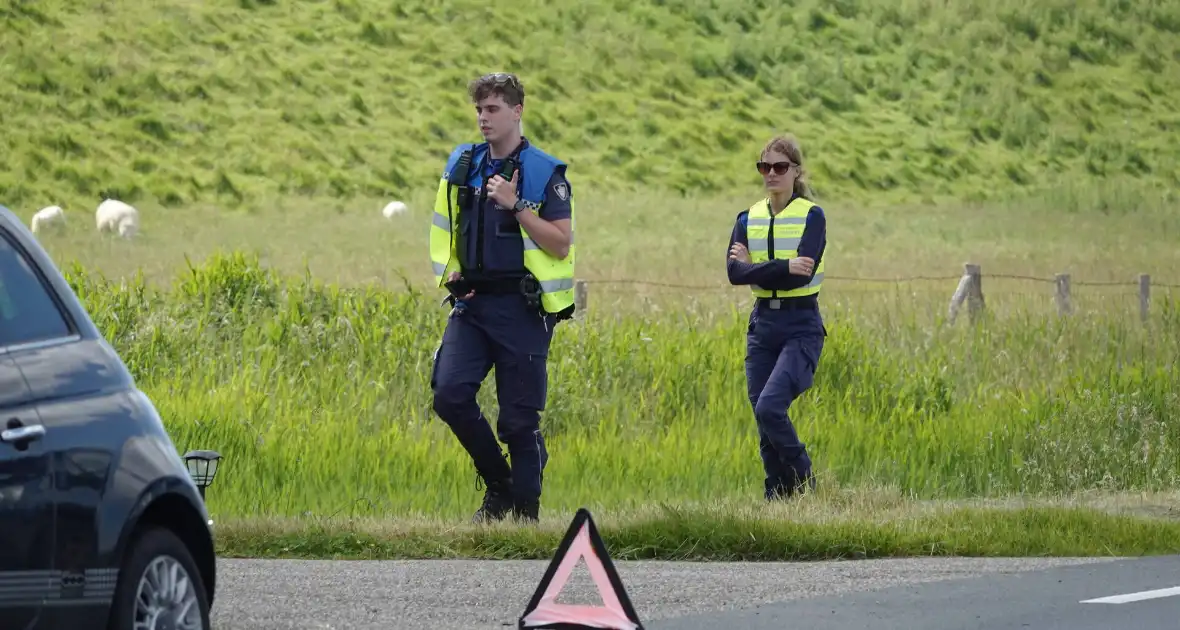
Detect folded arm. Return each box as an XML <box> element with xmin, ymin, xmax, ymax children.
<box><xmin>726</xmin><ymin>207</ymin><xmax>826</xmax><ymax>289</ymax></box>
<box><xmin>726</xmin><ymin>217</ymin><xmax>791</xmax><ymax>286</ymax></box>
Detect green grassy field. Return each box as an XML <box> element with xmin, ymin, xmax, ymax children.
<box><xmin>5</xmin><ymin>0</ymin><xmax>1180</xmax><ymax>559</ymax></box>
<box><xmin>57</xmin><ymin>250</ymin><xmax>1180</xmax><ymax>559</ymax></box>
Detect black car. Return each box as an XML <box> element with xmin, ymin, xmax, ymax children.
<box><xmin>0</xmin><ymin>204</ymin><xmax>216</xmax><ymax>630</ymax></box>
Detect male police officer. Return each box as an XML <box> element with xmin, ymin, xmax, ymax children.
<box><xmin>428</xmin><ymin>72</ymin><xmax>576</xmax><ymax>524</ymax></box>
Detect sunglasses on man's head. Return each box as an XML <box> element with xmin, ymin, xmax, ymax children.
<box><xmin>484</xmin><ymin>72</ymin><xmax>520</xmax><ymax>87</ymax></box>
<box><xmin>756</xmin><ymin>161</ymin><xmax>794</xmax><ymax>175</ymax></box>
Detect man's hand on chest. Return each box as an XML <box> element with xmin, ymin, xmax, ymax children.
<box><xmin>485</xmin><ymin>168</ymin><xmax>520</xmax><ymax>210</ymax></box>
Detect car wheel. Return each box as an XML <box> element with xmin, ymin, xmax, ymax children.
<box><xmin>107</xmin><ymin>525</ymin><xmax>211</xmax><ymax>630</ymax></box>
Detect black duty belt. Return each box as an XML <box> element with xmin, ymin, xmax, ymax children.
<box><xmin>465</xmin><ymin>277</ymin><xmax>526</xmax><ymax>295</ymax></box>
<box><xmin>757</xmin><ymin>297</ymin><xmax>818</xmax><ymax>311</ymax></box>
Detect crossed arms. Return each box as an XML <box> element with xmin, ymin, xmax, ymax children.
<box><xmin>726</xmin><ymin>206</ymin><xmax>826</xmax><ymax>290</ymax></box>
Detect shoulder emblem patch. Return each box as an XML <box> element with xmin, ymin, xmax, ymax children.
<box><xmin>553</xmin><ymin>183</ymin><xmax>569</xmax><ymax>201</ymax></box>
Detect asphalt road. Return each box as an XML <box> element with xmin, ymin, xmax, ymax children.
<box><xmin>655</xmin><ymin>554</ymin><xmax>1180</xmax><ymax>630</ymax></box>
<box><xmin>209</xmin><ymin>556</ymin><xmax>1115</xmax><ymax>629</ymax></box>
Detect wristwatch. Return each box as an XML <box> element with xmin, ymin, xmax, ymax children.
<box><xmin>512</xmin><ymin>199</ymin><xmax>529</xmax><ymax>214</ymax></box>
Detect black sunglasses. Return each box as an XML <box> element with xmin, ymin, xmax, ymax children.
<box><xmin>483</xmin><ymin>72</ymin><xmax>520</xmax><ymax>88</ymax></box>
<box><xmin>756</xmin><ymin>161</ymin><xmax>794</xmax><ymax>175</ymax></box>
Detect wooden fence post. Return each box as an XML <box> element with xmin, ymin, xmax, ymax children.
<box><xmin>1054</xmin><ymin>273</ymin><xmax>1072</xmax><ymax>315</ymax></box>
<box><xmin>947</xmin><ymin>262</ymin><xmax>985</xmax><ymax>325</ymax></box>
<box><xmin>965</xmin><ymin>263</ymin><xmax>985</xmax><ymax>324</ymax></box>
<box><xmin>947</xmin><ymin>272</ymin><xmax>970</xmax><ymax>324</ymax></box>
<box><xmin>1139</xmin><ymin>274</ymin><xmax>1150</xmax><ymax>323</ymax></box>
<box><xmin>574</xmin><ymin>279</ymin><xmax>588</xmax><ymax>318</ymax></box>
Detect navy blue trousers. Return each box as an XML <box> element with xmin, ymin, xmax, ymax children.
<box><xmin>430</xmin><ymin>293</ymin><xmax>556</xmax><ymax>504</ymax></box>
<box><xmin>744</xmin><ymin>301</ymin><xmax>826</xmax><ymax>496</ymax></box>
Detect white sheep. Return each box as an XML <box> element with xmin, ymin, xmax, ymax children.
<box><xmin>382</xmin><ymin>200</ymin><xmax>407</xmax><ymax>219</ymax></box>
<box><xmin>95</xmin><ymin>199</ymin><xmax>139</xmax><ymax>238</ymax></box>
<box><xmin>31</xmin><ymin>205</ymin><xmax>66</xmax><ymax>234</ymax></box>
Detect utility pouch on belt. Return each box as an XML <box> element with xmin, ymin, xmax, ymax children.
<box><xmin>520</xmin><ymin>274</ymin><xmax>542</xmax><ymax>312</ymax></box>
<box><xmin>445</xmin><ymin>277</ymin><xmax>473</xmax><ymax>299</ymax></box>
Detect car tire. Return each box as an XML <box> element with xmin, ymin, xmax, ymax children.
<box><xmin>107</xmin><ymin>525</ymin><xmax>212</xmax><ymax>630</ymax></box>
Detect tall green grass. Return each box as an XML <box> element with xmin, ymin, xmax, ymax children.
<box><xmin>64</xmin><ymin>252</ymin><xmax>1180</xmax><ymax>521</ymax></box>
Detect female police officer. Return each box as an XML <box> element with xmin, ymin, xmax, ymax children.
<box><xmin>726</xmin><ymin>134</ymin><xmax>827</xmax><ymax>501</ymax></box>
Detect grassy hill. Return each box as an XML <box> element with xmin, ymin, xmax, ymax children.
<box><xmin>3</xmin><ymin>0</ymin><xmax>1179</xmax><ymax>214</ymax></box>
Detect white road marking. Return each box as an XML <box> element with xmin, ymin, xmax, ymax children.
<box><xmin>1080</xmin><ymin>585</ymin><xmax>1180</xmax><ymax>604</ymax></box>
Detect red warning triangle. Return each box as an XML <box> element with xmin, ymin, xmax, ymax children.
<box><xmin>518</xmin><ymin>508</ymin><xmax>644</xmax><ymax>630</ymax></box>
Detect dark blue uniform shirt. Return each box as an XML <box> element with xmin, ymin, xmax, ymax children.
<box><xmin>457</xmin><ymin>138</ymin><xmax>572</xmax><ymax>280</ymax></box>
<box><xmin>727</xmin><ymin>195</ymin><xmax>826</xmax><ymax>293</ymax></box>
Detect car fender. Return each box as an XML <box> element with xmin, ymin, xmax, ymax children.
<box><xmin>108</xmin><ymin>475</ymin><xmax>216</xmax><ymax>603</ymax></box>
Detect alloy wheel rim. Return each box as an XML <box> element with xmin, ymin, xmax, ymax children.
<box><xmin>133</xmin><ymin>555</ymin><xmax>202</xmax><ymax>630</ymax></box>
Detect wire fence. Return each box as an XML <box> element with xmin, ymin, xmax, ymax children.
<box><xmin>567</xmin><ymin>264</ymin><xmax>1180</xmax><ymax>324</ymax></box>
<box><xmin>576</xmin><ymin>273</ymin><xmax>1180</xmax><ymax>291</ymax></box>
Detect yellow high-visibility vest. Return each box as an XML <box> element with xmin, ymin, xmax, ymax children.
<box><xmin>745</xmin><ymin>196</ymin><xmax>824</xmax><ymax>298</ymax></box>
<box><xmin>428</xmin><ymin>142</ymin><xmax>576</xmax><ymax>317</ymax></box>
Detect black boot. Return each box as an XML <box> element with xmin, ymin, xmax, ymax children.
<box><xmin>447</xmin><ymin>416</ymin><xmax>515</xmax><ymax>523</ymax></box>
<box><xmin>765</xmin><ymin>465</ymin><xmax>815</xmax><ymax>501</ymax></box>
<box><xmin>472</xmin><ymin>476</ymin><xmax>514</xmax><ymax>524</ymax></box>
<box><xmin>765</xmin><ymin>477</ymin><xmax>794</xmax><ymax>501</ymax></box>
<box><xmin>764</xmin><ymin>477</ymin><xmax>783</xmax><ymax>501</ymax></box>
<box><xmin>796</xmin><ymin>468</ymin><xmax>818</xmax><ymax>494</ymax></box>
<box><xmin>777</xmin><ymin>467</ymin><xmax>817</xmax><ymax>499</ymax></box>
<box><xmin>505</xmin><ymin>432</ymin><xmax>544</xmax><ymax>525</ymax></box>
<box><xmin>512</xmin><ymin>497</ymin><xmax>540</xmax><ymax>524</ymax></box>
